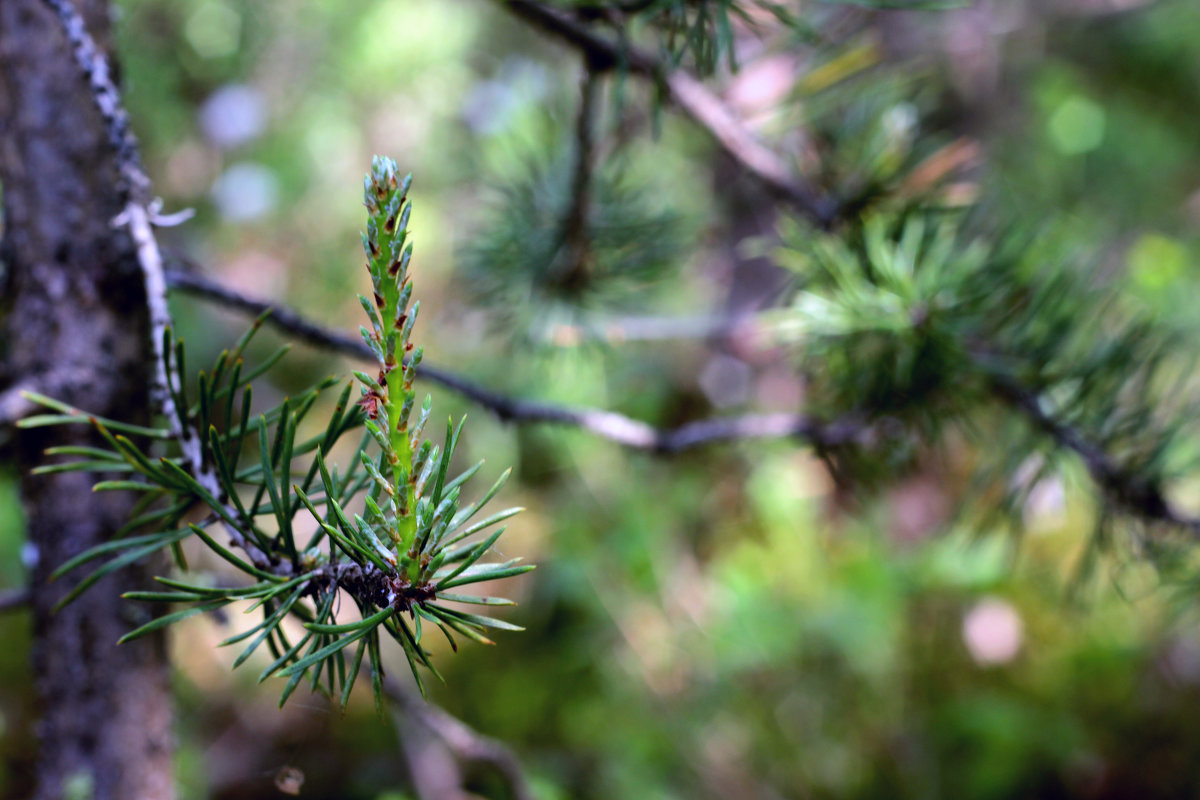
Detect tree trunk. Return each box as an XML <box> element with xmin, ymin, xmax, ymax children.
<box><xmin>0</xmin><ymin>1</ymin><xmax>175</xmax><ymax>798</ymax></box>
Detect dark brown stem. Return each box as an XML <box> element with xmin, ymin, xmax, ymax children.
<box><xmin>988</xmin><ymin>374</ymin><xmax>1200</xmax><ymax>534</ymax></box>
<box><xmin>553</xmin><ymin>65</ymin><xmax>600</xmax><ymax>292</ymax></box>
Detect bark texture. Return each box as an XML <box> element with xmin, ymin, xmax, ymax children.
<box><xmin>0</xmin><ymin>1</ymin><xmax>174</xmax><ymax>798</ymax></box>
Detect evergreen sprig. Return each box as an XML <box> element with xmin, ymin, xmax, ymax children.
<box><xmin>595</xmin><ymin>0</ymin><xmax>810</xmax><ymax>77</ymax></box>
<box><xmin>461</xmin><ymin>146</ymin><xmax>685</xmax><ymax>339</ymax></box>
<box><xmin>769</xmin><ymin>210</ymin><xmax>1199</xmax><ymax>550</ymax></box>
<box><xmin>20</xmin><ymin>157</ymin><xmax>532</xmax><ymax>709</ymax></box>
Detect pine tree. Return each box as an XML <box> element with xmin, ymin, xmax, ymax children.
<box><xmin>3</xmin><ymin>1</ymin><xmax>1199</xmax><ymax>798</ymax></box>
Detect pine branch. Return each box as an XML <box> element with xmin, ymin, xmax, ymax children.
<box><xmin>988</xmin><ymin>374</ymin><xmax>1200</xmax><ymax>535</ymax></box>
<box><xmin>163</xmin><ymin>268</ymin><xmax>1200</xmax><ymax>534</ymax></box>
<box><xmin>500</xmin><ymin>0</ymin><xmax>839</xmax><ymax>226</ymax></box>
<box><xmin>165</xmin><ymin>267</ymin><xmax>874</xmax><ymax>453</ymax></box>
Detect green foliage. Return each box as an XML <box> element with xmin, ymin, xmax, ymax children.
<box><xmin>768</xmin><ymin>209</ymin><xmax>1198</xmax><ymax>552</ymax></box>
<box><xmin>576</xmin><ymin>0</ymin><xmax>962</xmax><ymax>80</ymax></box>
<box><xmin>21</xmin><ymin>158</ymin><xmax>531</xmax><ymax>710</ymax></box>
<box><xmin>460</xmin><ymin>144</ymin><xmax>685</xmax><ymax>338</ymax></box>
<box><xmin>620</xmin><ymin>0</ymin><xmax>805</xmax><ymax>76</ymax></box>
<box><xmin>772</xmin><ymin>212</ymin><xmax>1001</xmax><ymax>424</ymax></box>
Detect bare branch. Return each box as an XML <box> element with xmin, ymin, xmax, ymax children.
<box><xmin>393</xmin><ymin>711</ymin><xmax>466</xmax><ymax>800</ymax></box>
<box><xmin>166</xmin><ymin>267</ymin><xmax>873</xmax><ymax>453</ymax></box>
<box><xmin>499</xmin><ymin>0</ymin><xmax>1200</xmax><ymax>536</ymax></box>
<box><xmin>500</xmin><ymin>0</ymin><xmax>839</xmax><ymax>226</ymax></box>
<box><xmin>113</xmin><ymin>203</ymin><xmax>196</xmax><ymax>448</ymax></box>
<box><xmin>384</xmin><ymin>677</ymin><xmax>534</xmax><ymax>800</ymax></box>
<box><xmin>166</xmin><ymin>266</ymin><xmax>372</xmax><ymax>358</ymax></box>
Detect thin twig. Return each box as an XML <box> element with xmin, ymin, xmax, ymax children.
<box><xmin>165</xmin><ymin>267</ymin><xmax>873</xmax><ymax>453</ymax></box>
<box><xmin>114</xmin><ymin>203</ymin><xmax>201</xmax><ymax>458</ymax></box>
<box><xmin>393</xmin><ymin>710</ymin><xmax>466</xmax><ymax>800</ymax></box>
<box><xmin>553</xmin><ymin>64</ymin><xmax>600</xmax><ymax>290</ymax></box>
<box><xmin>384</xmin><ymin>677</ymin><xmax>534</xmax><ymax>800</ymax></box>
<box><xmin>170</xmin><ymin>267</ymin><xmax>1200</xmax><ymax>533</ymax></box>
<box><xmin>41</xmin><ymin>0</ymin><xmax>148</xmax><ymax>202</ymax></box>
<box><xmin>501</xmin><ymin>0</ymin><xmax>839</xmax><ymax>226</ymax></box>
<box><xmin>45</xmin><ymin>0</ymin><xmax>271</xmax><ymax>570</ymax></box>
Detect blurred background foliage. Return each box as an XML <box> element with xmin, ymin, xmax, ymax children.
<box><xmin>7</xmin><ymin>0</ymin><xmax>1200</xmax><ymax>798</ymax></box>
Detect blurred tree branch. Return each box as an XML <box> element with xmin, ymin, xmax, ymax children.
<box><xmin>500</xmin><ymin>0</ymin><xmax>839</xmax><ymax>226</ymax></box>
<box><xmin>987</xmin><ymin>373</ymin><xmax>1200</xmax><ymax>535</ymax></box>
<box><xmin>553</xmin><ymin>65</ymin><xmax>600</xmax><ymax>291</ymax></box>
<box><xmin>170</xmin><ymin>264</ymin><xmax>1200</xmax><ymax>535</ymax></box>
<box><xmin>165</xmin><ymin>266</ymin><xmax>876</xmax><ymax>453</ymax></box>
<box><xmin>534</xmin><ymin>314</ymin><xmax>748</xmax><ymax>345</ymax></box>
<box><xmin>385</xmin><ymin>677</ymin><xmax>534</xmax><ymax>800</ymax></box>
